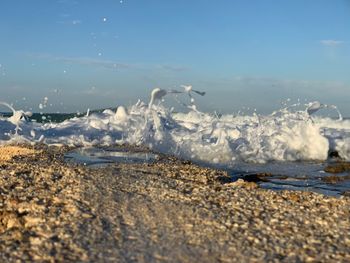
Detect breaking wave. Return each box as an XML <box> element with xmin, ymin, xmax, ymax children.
<box><xmin>1</xmin><ymin>88</ymin><xmax>349</xmax><ymax>165</ymax></box>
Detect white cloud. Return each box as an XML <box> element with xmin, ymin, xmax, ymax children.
<box><xmin>56</xmin><ymin>19</ymin><xmax>82</xmax><ymax>25</ymax></box>
<box><xmin>158</xmin><ymin>64</ymin><xmax>189</xmax><ymax>72</ymax></box>
<box><xmin>320</xmin><ymin>40</ymin><xmax>344</xmax><ymax>47</ymax></box>
<box><xmin>196</xmin><ymin>76</ymin><xmax>350</xmax><ymax>115</ymax></box>
<box><xmin>27</xmin><ymin>53</ymin><xmax>190</xmax><ymax>73</ymax></box>
<box><xmin>72</xmin><ymin>20</ymin><xmax>82</xmax><ymax>25</ymax></box>
<box><xmin>78</xmin><ymin>87</ymin><xmax>120</xmax><ymax>97</ymax></box>
<box><xmin>200</xmin><ymin>76</ymin><xmax>350</xmax><ymax>101</ymax></box>
<box><xmin>28</xmin><ymin>53</ymin><xmax>131</xmax><ymax>70</ymax></box>
<box><xmin>56</xmin><ymin>56</ymin><xmax>130</xmax><ymax>69</ymax></box>
<box><xmin>57</xmin><ymin>0</ymin><xmax>78</xmax><ymax>5</ymax></box>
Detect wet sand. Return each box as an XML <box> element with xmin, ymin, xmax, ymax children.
<box><xmin>0</xmin><ymin>145</ymin><xmax>350</xmax><ymax>262</ymax></box>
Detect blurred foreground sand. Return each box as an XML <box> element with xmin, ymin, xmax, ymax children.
<box><xmin>0</xmin><ymin>146</ymin><xmax>37</xmax><ymax>163</ymax></box>
<box><xmin>0</xmin><ymin>145</ymin><xmax>350</xmax><ymax>262</ymax></box>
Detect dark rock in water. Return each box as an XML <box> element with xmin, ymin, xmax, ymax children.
<box><xmin>321</xmin><ymin>174</ymin><xmax>350</xmax><ymax>184</ymax></box>
<box><xmin>328</xmin><ymin>150</ymin><xmax>340</xmax><ymax>159</ymax></box>
<box><xmin>241</xmin><ymin>173</ymin><xmax>273</xmax><ymax>182</ymax></box>
<box><xmin>342</xmin><ymin>191</ymin><xmax>350</xmax><ymax>197</ymax></box>
<box><xmin>324</xmin><ymin>162</ymin><xmax>350</xmax><ymax>174</ymax></box>
<box><xmin>181</xmin><ymin>160</ymin><xmax>192</xmax><ymax>165</ymax></box>
<box><xmin>216</xmin><ymin>175</ymin><xmax>234</xmax><ymax>184</ymax></box>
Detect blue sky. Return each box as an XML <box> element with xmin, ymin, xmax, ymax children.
<box><xmin>0</xmin><ymin>0</ymin><xmax>349</xmax><ymax>115</ymax></box>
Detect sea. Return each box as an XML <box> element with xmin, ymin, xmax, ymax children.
<box><xmin>1</xmin><ymin>88</ymin><xmax>350</xmax><ymax>196</ymax></box>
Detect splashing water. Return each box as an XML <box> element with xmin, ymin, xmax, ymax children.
<box><xmin>0</xmin><ymin>102</ymin><xmax>32</xmax><ymax>138</ymax></box>
<box><xmin>306</xmin><ymin>101</ymin><xmax>343</xmax><ymax>121</ymax></box>
<box><xmin>1</xmin><ymin>88</ymin><xmax>350</xmax><ymax>165</ymax></box>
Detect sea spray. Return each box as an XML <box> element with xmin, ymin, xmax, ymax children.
<box><xmin>1</xmin><ymin>87</ymin><xmax>350</xmax><ymax>164</ymax></box>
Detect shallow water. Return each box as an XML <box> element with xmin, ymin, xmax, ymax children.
<box><xmin>227</xmin><ymin>161</ymin><xmax>350</xmax><ymax>196</ymax></box>
<box><xmin>65</xmin><ymin>147</ymin><xmax>158</xmax><ymax>168</ymax></box>
<box><xmin>64</xmin><ymin>146</ymin><xmax>350</xmax><ymax>196</ymax></box>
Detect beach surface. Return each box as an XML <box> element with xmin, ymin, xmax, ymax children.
<box><xmin>0</xmin><ymin>145</ymin><xmax>350</xmax><ymax>262</ymax></box>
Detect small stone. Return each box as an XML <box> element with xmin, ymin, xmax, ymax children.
<box><xmin>6</xmin><ymin>216</ymin><xmax>21</xmax><ymax>229</ymax></box>
<box><xmin>227</xmin><ymin>179</ymin><xmax>258</xmax><ymax>189</ymax></box>
<box><xmin>30</xmin><ymin>237</ymin><xmax>42</xmax><ymax>246</ymax></box>
<box><xmin>24</xmin><ymin>216</ymin><xmax>44</xmax><ymax>228</ymax></box>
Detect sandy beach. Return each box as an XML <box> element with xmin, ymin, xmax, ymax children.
<box><xmin>0</xmin><ymin>145</ymin><xmax>350</xmax><ymax>262</ymax></box>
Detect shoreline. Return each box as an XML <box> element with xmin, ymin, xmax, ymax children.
<box><xmin>1</xmin><ymin>145</ymin><xmax>350</xmax><ymax>262</ymax></box>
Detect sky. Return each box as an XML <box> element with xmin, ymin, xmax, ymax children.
<box><xmin>0</xmin><ymin>0</ymin><xmax>349</xmax><ymax>115</ymax></box>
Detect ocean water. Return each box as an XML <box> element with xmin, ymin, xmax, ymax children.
<box><xmin>64</xmin><ymin>147</ymin><xmax>158</xmax><ymax>168</ymax></box>
<box><xmin>1</xmin><ymin>88</ymin><xmax>350</xmax><ymax>195</ymax></box>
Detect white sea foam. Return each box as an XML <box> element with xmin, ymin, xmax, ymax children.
<box><xmin>1</xmin><ymin>88</ymin><xmax>350</xmax><ymax>165</ymax></box>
